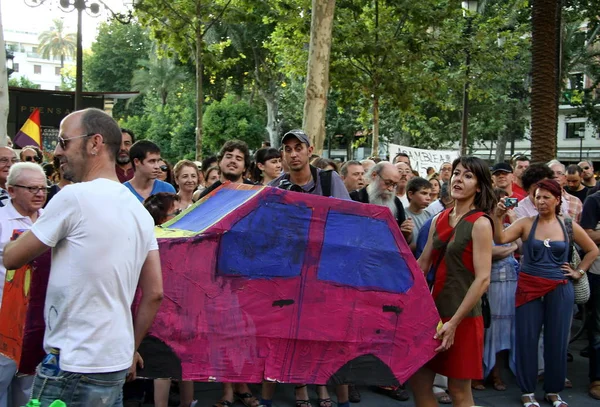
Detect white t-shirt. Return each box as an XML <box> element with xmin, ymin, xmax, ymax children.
<box><xmin>0</xmin><ymin>200</ymin><xmax>42</xmax><ymax>305</ymax></box>
<box><xmin>31</xmin><ymin>178</ymin><xmax>158</xmax><ymax>373</ymax></box>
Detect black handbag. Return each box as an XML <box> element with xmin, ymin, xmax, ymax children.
<box><xmin>431</xmin><ymin>209</ymin><xmax>491</xmax><ymax>328</ymax></box>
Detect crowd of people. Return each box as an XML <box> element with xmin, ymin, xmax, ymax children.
<box><xmin>0</xmin><ymin>108</ymin><xmax>598</xmax><ymax>407</ymax></box>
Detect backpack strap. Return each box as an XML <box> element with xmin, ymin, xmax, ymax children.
<box><xmin>319</xmin><ymin>169</ymin><xmax>333</xmax><ymax>197</ymax></box>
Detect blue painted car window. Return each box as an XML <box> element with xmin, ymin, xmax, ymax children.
<box><xmin>217</xmin><ymin>202</ymin><xmax>312</xmax><ymax>278</ymax></box>
<box><xmin>318</xmin><ymin>211</ymin><xmax>414</xmax><ymax>293</ymax></box>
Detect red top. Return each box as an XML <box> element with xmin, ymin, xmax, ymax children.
<box><xmin>511</xmin><ymin>182</ymin><xmax>527</xmax><ymax>201</ymax></box>
<box><xmin>116</xmin><ymin>164</ymin><xmax>134</xmax><ymax>183</ymax></box>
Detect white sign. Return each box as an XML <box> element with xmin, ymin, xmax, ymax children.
<box><xmin>388</xmin><ymin>144</ymin><xmax>459</xmax><ymax>178</ymax></box>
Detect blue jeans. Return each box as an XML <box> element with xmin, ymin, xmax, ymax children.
<box><xmin>31</xmin><ymin>362</ymin><xmax>128</xmax><ymax>407</ymax></box>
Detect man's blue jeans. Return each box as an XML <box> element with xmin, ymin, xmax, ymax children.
<box><xmin>30</xmin><ymin>362</ymin><xmax>128</xmax><ymax>407</ymax></box>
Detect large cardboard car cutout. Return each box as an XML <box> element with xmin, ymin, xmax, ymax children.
<box><xmin>137</xmin><ymin>183</ymin><xmax>440</xmax><ymax>385</ymax></box>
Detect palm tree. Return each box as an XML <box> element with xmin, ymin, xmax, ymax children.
<box><xmin>131</xmin><ymin>55</ymin><xmax>188</xmax><ymax>106</ymax></box>
<box><xmin>38</xmin><ymin>18</ymin><xmax>76</xmax><ymax>68</ymax></box>
<box><xmin>529</xmin><ymin>0</ymin><xmax>561</xmax><ymax>163</ymax></box>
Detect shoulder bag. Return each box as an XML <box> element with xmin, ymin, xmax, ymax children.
<box><xmin>565</xmin><ymin>217</ymin><xmax>590</xmax><ymax>304</ymax></box>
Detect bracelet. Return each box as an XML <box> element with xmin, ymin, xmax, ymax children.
<box><xmin>578</xmin><ymin>269</ymin><xmax>585</xmax><ymax>276</ymax></box>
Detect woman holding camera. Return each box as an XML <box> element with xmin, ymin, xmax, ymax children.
<box><xmin>493</xmin><ymin>179</ymin><xmax>598</xmax><ymax>407</ymax></box>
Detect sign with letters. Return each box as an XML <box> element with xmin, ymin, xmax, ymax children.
<box><xmin>389</xmin><ymin>144</ymin><xmax>459</xmax><ymax>177</ymax></box>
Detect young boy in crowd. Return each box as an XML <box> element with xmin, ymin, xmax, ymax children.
<box><xmin>404</xmin><ymin>177</ymin><xmax>433</xmax><ymax>252</ymax></box>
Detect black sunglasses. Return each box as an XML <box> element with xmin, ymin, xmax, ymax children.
<box><xmin>160</xmin><ymin>165</ymin><xmax>169</xmax><ymax>172</ymax></box>
<box><xmin>57</xmin><ymin>133</ymin><xmax>96</xmax><ymax>150</ymax></box>
<box><xmin>24</xmin><ymin>156</ymin><xmax>36</xmax><ymax>162</ymax></box>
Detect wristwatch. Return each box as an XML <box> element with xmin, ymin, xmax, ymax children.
<box><xmin>578</xmin><ymin>269</ymin><xmax>586</xmax><ymax>276</ymax></box>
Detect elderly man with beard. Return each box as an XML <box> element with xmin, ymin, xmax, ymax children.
<box><xmin>116</xmin><ymin>129</ymin><xmax>135</xmax><ymax>183</ymax></box>
<box><xmin>351</xmin><ymin>162</ymin><xmax>413</xmax><ymax>243</ymax></box>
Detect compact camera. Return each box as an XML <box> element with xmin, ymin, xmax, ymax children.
<box><xmin>504</xmin><ymin>197</ymin><xmax>519</xmax><ymax>209</ymax></box>
<box><xmin>278</xmin><ymin>179</ymin><xmax>305</xmax><ymax>193</ymax></box>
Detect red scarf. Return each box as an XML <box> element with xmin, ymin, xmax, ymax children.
<box><xmin>515</xmin><ymin>272</ymin><xmax>568</xmax><ymax>307</ymax></box>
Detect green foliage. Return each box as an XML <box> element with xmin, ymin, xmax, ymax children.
<box><xmin>38</xmin><ymin>18</ymin><xmax>76</xmax><ymax>67</ymax></box>
<box><xmin>119</xmin><ymin>82</ymin><xmax>197</xmax><ymax>163</ymax></box>
<box><xmin>86</xmin><ymin>20</ymin><xmax>151</xmax><ymax>93</ymax></box>
<box><xmin>131</xmin><ymin>53</ymin><xmax>188</xmax><ymax>106</ymax></box>
<box><xmin>8</xmin><ymin>76</ymin><xmax>40</xmax><ymax>89</ymax></box>
<box><xmin>202</xmin><ymin>95</ymin><xmax>266</xmax><ymax>154</ymax></box>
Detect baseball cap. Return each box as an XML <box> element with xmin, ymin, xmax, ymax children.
<box><xmin>281</xmin><ymin>129</ymin><xmax>310</xmax><ymax>147</ymax></box>
<box><xmin>491</xmin><ymin>162</ymin><xmax>513</xmax><ymax>174</ymax></box>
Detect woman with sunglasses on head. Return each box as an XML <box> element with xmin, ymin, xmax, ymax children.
<box><xmin>493</xmin><ymin>179</ymin><xmax>598</xmax><ymax>407</ymax></box>
<box><xmin>157</xmin><ymin>159</ymin><xmax>174</xmax><ymax>186</ymax></box>
<box><xmin>173</xmin><ymin>160</ymin><xmax>200</xmax><ymax>210</ymax></box>
<box><xmin>410</xmin><ymin>156</ymin><xmax>495</xmax><ymax>407</ymax></box>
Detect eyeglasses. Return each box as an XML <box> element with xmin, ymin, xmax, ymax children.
<box><xmin>24</xmin><ymin>156</ymin><xmax>37</xmax><ymax>162</ymax></box>
<box><xmin>12</xmin><ymin>185</ymin><xmax>49</xmax><ymax>194</ymax></box>
<box><xmin>160</xmin><ymin>165</ymin><xmax>168</xmax><ymax>172</ymax></box>
<box><xmin>167</xmin><ymin>208</ymin><xmax>182</xmax><ymax>217</ymax></box>
<box><xmin>379</xmin><ymin>176</ymin><xmax>399</xmax><ymax>189</ymax></box>
<box><xmin>0</xmin><ymin>157</ymin><xmax>19</xmax><ymax>165</ymax></box>
<box><xmin>57</xmin><ymin>133</ymin><xmax>96</xmax><ymax>150</ymax></box>
<box><xmin>581</xmin><ymin>166</ymin><xmax>590</xmax><ymax>170</ymax></box>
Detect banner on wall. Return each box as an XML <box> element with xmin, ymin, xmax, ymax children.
<box><xmin>388</xmin><ymin>144</ymin><xmax>459</xmax><ymax>177</ymax></box>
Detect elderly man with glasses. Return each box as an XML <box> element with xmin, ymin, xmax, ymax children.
<box><xmin>0</xmin><ymin>162</ymin><xmax>46</xmax><ymax>407</ymax></box>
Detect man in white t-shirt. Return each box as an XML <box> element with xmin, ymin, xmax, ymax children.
<box><xmin>0</xmin><ymin>162</ymin><xmax>46</xmax><ymax>407</ymax></box>
<box><xmin>3</xmin><ymin>108</ymin><xmax>163</xmax><ymax>406</ymax></box>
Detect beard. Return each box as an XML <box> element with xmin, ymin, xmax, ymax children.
<box><xmin>222</xmin><ymin>170</ymin><xmax>242</xmax><ymax>182</ymax></box>
<box><xmin>367</xmin><ymin>182</ymin><xmax>398</xmax><ymax>217</ymax></box>
<box><xmin>116</xmin><ymin>153</ymin><xmax>130</xmax><ymax>165</ymax></box>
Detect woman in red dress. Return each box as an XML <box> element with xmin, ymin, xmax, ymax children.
<box><xmin>409</xmin><ymin>156</ymin><xmax>495</xmax><ymax>407</ymax></box>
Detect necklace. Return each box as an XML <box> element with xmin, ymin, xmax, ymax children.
<box><xmin>543</xmin><ymin>238</ymin><xmax>551</xmax><ymax>248</ymax></box>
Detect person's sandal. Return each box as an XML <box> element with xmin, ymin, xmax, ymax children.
<box><xmin>235</xmin><ymin>392</ymin><xmax>260</xmax><ymax>407</ymax></box>
<box><xmin>213</xmin><ymin>400</ymin><xmax>233</xmax><ymax>407</ymax></box>
<box><xmin>317</xmin><ymin>398</ymin><xmax>332</xmax><ymax>407</ymax></box>
<box><xmin>492</xmin><ymin>376</ymin><xmax>507</xmax><ymax>391</ymax></box>
<box><xmin>521</xmin><ymin>393</ymin><xmax>540</xmax><ymax>407</ymax></box>
<box><xmin>590</xmin><ymin>381</ymin><xmax>600</xmax><ymax>400</ymax></box>
<box><xmin>434</xmin><ymin>390</ymin><xmax>452</xmax><ymax>404</ymax></box>
<box><xmin>544</xmin><ymin>393</ymin><xmax>568</xmax><ymax>407</ymax></box>
<box><xmin>471</xmin><ymin>379</ymin><xmax>485</xmax><ymax>390</ymax></box>
<box><xmin>295</xmin><ymin>385</ymin><xmax>312</xmax><ymax>407</ymax></box>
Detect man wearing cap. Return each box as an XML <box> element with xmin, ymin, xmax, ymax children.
<box><xmin>269</xmin><ymin>130</ymin><xmax>350</xmax><ymax>199</ymax></box>
<box><xmin>266</xmin><ymin>129</ymin><xmax>351</xmax><ymax>407</ymax></box>
<box><xmin>491</xmin><ymin>162</ymin><xmax>527</xmax><ymax>201</ymax></box>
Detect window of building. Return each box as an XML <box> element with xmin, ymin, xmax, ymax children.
<box><xmin>33</xmin><ymin>65</ymin><xmax>41</xmax><ymax>74</ymax></box>
<box><xmin>55</xmin><ymin>66</ymin><xmax>61</xmax><ymax>76</ymax></box>
<box><xmin>13</xmin><ymin>63</ymin><xmax>19</xmax><ymax>73</ymax></box>
<box><xmin>565</xmin><ymin>121</ymin><xmax>586</xmax><ymax>139</ymax></box>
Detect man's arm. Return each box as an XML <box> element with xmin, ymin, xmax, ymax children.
<box><xmin>133</xmin><ymin>249</ymin><xmax>164</xmax><ymax>351</ymax></box>
<box><xmin>4</xmin><ymin>231</ymin><xmax>50</xmax><ymax>270</ymax></box>
<box><xmin>581</xmin><ymin>194</ymin><xmax>600</xmax><ymax>244</ymax></box>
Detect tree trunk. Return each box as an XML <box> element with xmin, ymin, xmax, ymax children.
<box><xmin>302</xmin><ymin>0</ymin><xmax>336</xmax><ymax>156</ymax></box>
<box><xmin>263</xmin><ymin>91</ymin><xmax>279</xmax><ymax>148</ymax></box>
<box><xmin>530</xmin><ymin>0</ymin><xmax>560</xmax><ymax>163</ymax></box>
<box><xmin>372</xmin><ymin>94</ymin><xmax>380</xmax><ymax>157</ymax></box>
<box><xmin>195</xmin><ymin>1</ymin><xmax>204</xmax><ymax>160</ymax></box>
<box><xmin>495</xmin><ymin>130</ymin><xmax>507</xmax><ymax>163</ymax></box>
<box><xmin>0</xmin><ymin>8</ymin><xmax>8</xmax><ymax>147</ymax></box>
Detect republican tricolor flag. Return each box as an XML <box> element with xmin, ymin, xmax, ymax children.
<box><xmin>14</xmin><ymin>109</ymin><xmax>41</xmax><ymax>149</ymax></box>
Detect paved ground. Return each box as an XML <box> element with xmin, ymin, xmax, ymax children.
<box><xmin>142</xmin><ymin>337</ymin><xmax>597</xmax><ymax>407</ymax></box>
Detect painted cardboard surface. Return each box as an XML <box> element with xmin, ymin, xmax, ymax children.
<box><xmin>140</xmin><ymin>183</ymin><xmax>440</xmax><ymax>385</ymax></box>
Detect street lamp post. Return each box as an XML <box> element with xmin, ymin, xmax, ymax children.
<box><xmin>24</xmin><ymin>0</ymin><xmax>135</xmax><ymax>110</ymax></box>
<box><xmin>578</xmin><ymin>128</ymin><xmax>585</xmax><ymax>161</ymax></box>
<box><xmin>460</xmin><ymin>1</ymin><xmax>478</xmax><ymax>156</ymax></box>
